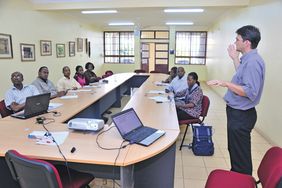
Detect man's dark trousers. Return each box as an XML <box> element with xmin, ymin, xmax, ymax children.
<box><xmin>226</xmin><ymin>105</ymin><xmax>257</xmax><ymax>175</ymax></box>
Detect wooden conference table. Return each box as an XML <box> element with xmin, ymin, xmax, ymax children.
<box><xmin>0</xmin><ymin>73</ymin><xmax>180</xmax><ymax>188</ymax></box>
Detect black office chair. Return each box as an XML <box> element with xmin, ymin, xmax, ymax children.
<box><xmin>5</xmin><ymin>150</ymin><xmax>94</xmax><ymax>188</ymax></box>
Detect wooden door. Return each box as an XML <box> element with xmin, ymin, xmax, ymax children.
<box><xmin>141</xmin><ymin>43</ymin><xmax>149</xmax><ymax>72</ymax></box>
<box><xmin>155</xmin><ymin>43</ymin><xmax>169</xmax><ymax>73</ymax></box>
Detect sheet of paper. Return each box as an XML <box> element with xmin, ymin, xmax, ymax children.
<box><xmin>147</xmin><ymin>90</ymin><xmax>166</xmax><ymax>94</ymax></box>
<box><xmin>60</xmin><ymin>95</ymin><xmax>78</xmax><ymax>99</ymax></box>
<box><xmin>48</xmin><ymin>103</ymin><xmax>63</xmax><ymax>111</ymax></box>
<box><xmin>29</xmin><ymin>131</ymin><xmax>69</xmax><ymax>146</ymax></box>
<box><xmin>148</xmin><ymin>96</ymin><xmax>170</xmax><ymax>103</ymax></box>
<box><xmin>68</xmin><ymin>89</ymin><xmax>91</xmax><ymax>93</ymax></box>
<box><xmin>154</xmin><ymin>81</ymin><xmax>170</xmax><ymax>87</ymax></box>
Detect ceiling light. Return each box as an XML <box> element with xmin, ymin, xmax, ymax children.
<box><xmin>166</xmin><ymin>22</ymin><xmax>194</xmax><ymax>25</ymax></box>
<box><xmin>164</xmin><ymin>9</ymin><xmax>204</xmax><ymax>13</ymax></box>
<box><xmin>108</xmin><ymin>22</ymin><xmax>135</xmax><ymax>26</ymax></box>
<box><xmin>81</xmin><ymin>10</ymin><xmax>117</xmax><ymax>14</ymax></box>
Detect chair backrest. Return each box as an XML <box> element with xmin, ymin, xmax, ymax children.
<box><xmin>201</xmin><ymin>95</ymin><xmax>210</xmax><ymax>117</ymax></box>
<box><xmin>149</xmin><ymin>70</ymin><xmax>160</xmax><ymax>73</ymax></box>
<box><xmin>134</xmin><ymin>69</ymin><xmax>146</xmax><ymax>73</ymax></box>
<box><xmin>0</xmin><ymin>100</ymin><xmax>12</xmax><ymax>118</ymax></box>
<box><xmin>257</xmin><ymin>146</ymin><xmax>282</xmax><ymax>188</ymax></box>
<box><xmin>5</xmin><ymin>150</ymin><xmax>63</xmax><ymax>188</ymax></box>
<box><xmin>105</xmin><ymin>70</ymin><xmax>113</xmax><ymax>76</ymax></box>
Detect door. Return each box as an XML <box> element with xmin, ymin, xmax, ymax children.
<box><xmin>155</xmin><ymin>43</ymin><xmax>169</xmax><ymax>73</ymax></box>
<box><xmin>141</xmin><ymin>43</ymin><xmax>149</xmax><ymax>72</ymax></box>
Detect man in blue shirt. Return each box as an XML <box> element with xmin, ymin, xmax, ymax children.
<box><xmin>5</xmin><ymin>71</ymin><xmax>39</xmax><ymax>112</ymax></box>
<box><xmin>207</xmin><ymin>25</ymin><xmax>265</xmax><ymax>175</ymax></box>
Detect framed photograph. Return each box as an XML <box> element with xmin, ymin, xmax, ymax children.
<box><xmin>0</xmin><ymin>33</ymin><xmax>13</xmax><ymax>59</ymax></box>
<box><xmin>40</xmin><ymin>40</ymin><xmax>52</xmax><ymax>56</ymax></box>
<box><xmin>20</xmin><ymin>43</ymin><xmax>35</xmax><ymax>61</ymax></box>
<box><xmin>69</xmin><ymin>41</ymin><xmax>75</xmax><ymax>57</ymax></box>
<box><xmin>77</xmin><ymin>38</ymin><xmax>83</xmax><ymax>52</ymax></box>
<box><xmin>56</xmin><ymin>43</ymin><xmax>65</xmax><ymax>58</ymax></box>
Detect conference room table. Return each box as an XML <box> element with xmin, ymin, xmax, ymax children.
<box><xmin>0</xmin><ymin>73</ymin><xmax>180</xmax><ymax>188</ymax></box>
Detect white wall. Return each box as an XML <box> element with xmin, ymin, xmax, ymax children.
<box><xmin>0</xmin><ymin>0</ymin><xmax>104</xmax><ymax>98</ymax></box>
<box><xmin>206</xmin><ymin>0</ymin><xmax>282</xmax><ymax>146</ymax></box>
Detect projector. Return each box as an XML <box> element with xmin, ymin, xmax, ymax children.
<box><xmin>67</xmin><ymin>118</ymin><xmax>104</xmax><ymax>132</ymax></box>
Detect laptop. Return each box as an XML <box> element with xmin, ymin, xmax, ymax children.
<box><xmin>11</xmin><ymin>93</ymin><xmax>51</xmax><ymax>119</ymax></box>
<box><xmin>111</xmin><ymin>108</ymin><xmax>165</xmax><ymax>146</ymax></box>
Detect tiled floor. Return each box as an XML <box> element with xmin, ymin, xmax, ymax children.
<box><xmin>90</xmin><ymin>84</ymin><xmax>273</xmax><ymax>188</ymax></box>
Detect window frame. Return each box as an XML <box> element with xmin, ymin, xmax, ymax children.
<box><xmin>103</xmin><ymin>31</ymin><xmax>135</xmax><ymax>64</ymax></box>
<box><xmin>174</xmin><ymin>31</ymin><xmax>207</xmax><ymax>65</ymax></box>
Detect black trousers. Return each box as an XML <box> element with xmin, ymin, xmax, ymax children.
<box><xmin>226</xmin><ymin>105</ymin><xmax>257</xmax><ymax>175</ymax></box>
<box><xmin>176</xmin><ymin>108</ymin><xmax>194</xmax><ymax>121</ymax></box>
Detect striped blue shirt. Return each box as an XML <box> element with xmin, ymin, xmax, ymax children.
<box><xmin>4</xmin><ymin>85</ymin><xmax>39</xmax><ymax>108</ymax></box>
<box><xmin>224</xmin><ymin>49</ymin><xmax>265</xmax><ymax>110</ymax></box>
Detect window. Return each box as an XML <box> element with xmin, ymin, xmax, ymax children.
<box><xmin>104</xmin><ymin>31</ymin><xmax>134</xmax><ymax>64</ymax></box>
<box><xmin>175</xmin><ymin>31</ymin><xmax>207</xmax><ymax>65</ymax></box>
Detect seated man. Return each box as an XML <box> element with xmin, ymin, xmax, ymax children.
<box><xmin>84</xmin><ymin>62</ymin><xmax>99</xmax><ymax>85</ymax></box>
<box><xmin>5</xmin><ymin>72</ymin><xmax>39</xmax><ymax>112</ymax></box>
<box><xmin>165</xmin><ymin>67</ymin><xmax>188</xmax><ymax>94</ymax></box>
<box><xmin>163</xmin><ymin>66</ymin><xmax>177</xmax><ymax>83</ymax></box>
<box><xmin>57</xmin><ymin>66</ymin><xmax>81</xmax><ymax>92</ymax></box>
<box><xmin>174</xmin><ymin>72</ymin><xmax>203</xmax><ymax>121</ymax></box>
<box><xmin>32</xmin><ymin>66</ymin><xmax>64</xmax><ymax>98</ymax></box>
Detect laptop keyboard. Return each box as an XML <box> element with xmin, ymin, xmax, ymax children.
<box><xmin>126</xmin><ymin>127</ymin><xmax>156</xmax><ymax>142</ymax></box>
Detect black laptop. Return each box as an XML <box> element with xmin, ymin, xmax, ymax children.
<box><xmin>111</xmin><ymin>108</ymin><xmax>165</xmax><ymax>146</ymax></box>
<box><xmin>11</xmin><ymin>93</ymin><xmax>51</xmax><ymax>119</ymax></box>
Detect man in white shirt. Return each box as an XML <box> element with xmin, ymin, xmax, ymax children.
<box><xmin>57</xmin><ymin>66</ymin><xmax>81</xmax><ymax>92</ymax></box>
<box><xmin>5</xmin><ymin>72</ymin><xmax>39</xmax><ymax>112</ymax></box>
<box><xmin>165</xmin><ymin>67</ymin><xmax>188</xmax><ymax>93</ymax></box>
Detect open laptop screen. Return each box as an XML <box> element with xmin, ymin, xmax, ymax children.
<box><xmin>112</xmin><ymin>108</ymin><xmax>143</xmax><ymax>136</ymax></box>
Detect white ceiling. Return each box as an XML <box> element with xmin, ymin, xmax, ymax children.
<box><xmin>29</xmin><ymin>0</ymin><xmax>250</xmax><ymax>30</ymax></box>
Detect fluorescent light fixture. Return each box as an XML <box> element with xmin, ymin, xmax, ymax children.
<box><xmin>164</xmin><ymin>9</ymin><xmax>204</xmax><ymax>13</ymax></box>
<box><xmin>108</xmin><ymin>22</ymin><xmax>135</xmax><ymax>26</ymax></box>
<box><xmin>166</xmin><ymin>22</ymin><xmax>194</xmax><ymax>25</ymax></box>
<box><xmin>81</xmin><ymin>10</ymin><xmax>117</xmax><ymax>14</ymax></box>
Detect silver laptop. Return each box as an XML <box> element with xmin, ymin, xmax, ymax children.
<box><xmin>111</xmin><ymin>108</ymin><xmax>165</xmax><ymax>146</ymax></box>
<box><xmin>11</xmin><ymin>93</ymin><xmax>51</xmax><ymax>119</ymax></box>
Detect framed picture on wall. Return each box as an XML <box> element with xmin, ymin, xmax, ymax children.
<box><xmin>0</xmin><ymin>33</ymin><xmax>13</xmax><ymax>59</ymax></box>
<box><xmin>69</xmin><ymin>41</ymin><xmax>75</xmax><ymax>57</ymax></box>
<box><xmin>56</xmin><ymin>43</ymin><xmax>65</xmax><ymax>58</ymax></box>
<box><xmin>20</xmin><ymin>43</ymin><xmax>35</xmax><ymax>61</ymax></box>
<box><xmin>40</xmin><ymin>40</ymin><xmax>52</xmax><ymax>56</ymax></box>
<box><xmin>77</xmin><ymin>38</ymin><xmax>83</xmax><ymax>52</ymax></box>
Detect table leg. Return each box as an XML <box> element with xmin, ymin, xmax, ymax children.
<box><xmin>120</xmin><ymin>165</ymin><xmax>134</xmax><ymax>188</ymax></box>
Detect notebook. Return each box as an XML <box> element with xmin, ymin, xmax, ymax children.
<box><xmin>11</xmin><ymin>93</ymin><xmax>51</xmax><ymax>119</ymax></box>
<box><xmin>111</xmin><ymin>108</ymin><xmax>165</xmax><ymax>146</ymax></box>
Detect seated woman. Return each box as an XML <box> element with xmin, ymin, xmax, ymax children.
<box><xmin>163</xmin><ymin>66</ymin><xmax>177</xmax><ymax>83</ymax></box>
<box><xmin>84</xmin><ymin>62</ymin><xmax>99</xmax><ymax>85</ymax></box>
<box><xmin>174</xmin><ymin>72</ymin><xmax>203</xmax><ymax>121</ymax></box>
<box><xmin>74</xmin><ymin>65</ymin><xmax>86</xmax><ymax>86</ymax></box>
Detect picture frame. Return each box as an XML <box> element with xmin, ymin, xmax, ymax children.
<box><xmin>20</xmin><ymin>43</ymin><xmax>35</xmax><ymax>62</ymax></box>
<box><xmin>69</xmin><ymin>41</ymin><xmax>75</xmax><ymax>57</ymax></box>
<box><xmin>77</xmin><ymin>38</ymin><xmax>83</xmax><ymax>52</ymax></box>
<box><xmin>56</xmin><ymin>43</ymin><xmax>65</xmax><ymax>58</ymax></box>
<box><xmin>40</xmin><ymin>40</ymin><xmax>52</xmax><ymax>56</ymax></box>
<box><xmin>0</xmin><ymin>33</ymin><xmax>13</xmax><ymax>59</ymax></box>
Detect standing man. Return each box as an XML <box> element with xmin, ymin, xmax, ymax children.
<box><xmin>207</xmin><ymin>25</ymin><xmax>265</xmax><ymax>175</ymax></box>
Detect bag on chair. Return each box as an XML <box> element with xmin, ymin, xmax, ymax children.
<box><xmin>191</xmin><ymin>124</ymin><xmax>214</xmax><ymax>156</ymax></box>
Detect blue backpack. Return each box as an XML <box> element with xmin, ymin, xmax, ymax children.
<box><xmin>191</xmin><ymin>124</ymin><xmax>214</xmax><ymax>156</ymax></box>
